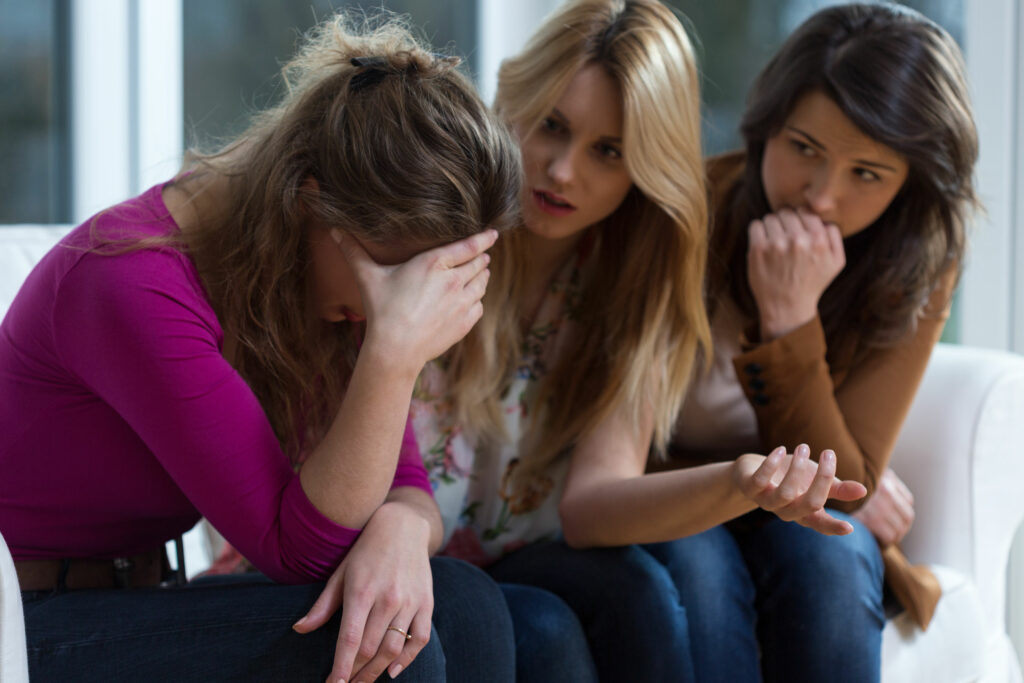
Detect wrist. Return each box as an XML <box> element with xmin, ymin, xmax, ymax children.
<box><xmin>758</xmin><ymin>308</ymin><xmax>817</xmax><ymax>342</ymax></box>
<box><xmin>357</xmin><ymin>334</ymin><xmax>423</xmax><ymax>384</ymax></box>
<box><xmin>374</xmin><ymin>501</ymin><xmax>432</xmax><ymax>548</ymax></box>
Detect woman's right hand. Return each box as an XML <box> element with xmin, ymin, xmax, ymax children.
<box><xmin>747</xmin><ymin>207</ymin><xmax>845</xmax><ymax>341</ymax></box>
<box><xmin>292</xmin><ymin>502</ymin><xmax>434</xmax><ymax>683</ymax></box>
<box><xmin>733</xmin><ymin>444</ymin><xmax>866</xmax><ymax>535</ymax></box>
<box><xmin>332</xmin><ymin>228</ymin><xmax>497</xmax><ymax>373</ymax></box>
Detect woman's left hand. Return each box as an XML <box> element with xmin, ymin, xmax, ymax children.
<box><xmin>292</xmin><ymin>502</ymin><xmax>434</xmax><ymax>683</ymax></box>
<box><xmin>733</xmin><ymin>444</ymin><xmax>867</xmax><ymax>535</ymax></box>
<box><xmin>852</xmin><ymin>467</ymin><xmax>916</xmax><ymax>547</ymax></box>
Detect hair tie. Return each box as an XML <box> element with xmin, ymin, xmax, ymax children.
<box><xmin>349</xmin><ymin>56</ymin><xmax>389</xmax><ymax>92</ymax></box>
<box><xmin>350</xmin><ymin>56</ymin><xmax>388</xmax><ymax>69</ymax></box>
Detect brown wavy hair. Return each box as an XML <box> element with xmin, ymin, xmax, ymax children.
<box><xmin>707</xmin><ymin>2</ymin><xmax>978</xmax><ymax>368</ymax></box>
<box><xmin>447</xmin><ymin>0</ymin><xmax>711</xmax><ymax>485</ymax></box>
<box><xmin>170</xmin><ymin>12</ymin><xmax>521</xmax><ymax>459</ymax></box>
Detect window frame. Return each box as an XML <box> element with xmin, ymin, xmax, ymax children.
<box><xmin>5</xmin><ymin>0</ymin><xmax>1022</xmax><ymax>356</ymax></box>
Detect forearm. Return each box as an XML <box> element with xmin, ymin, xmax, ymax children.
<box><xmin>384</xmin><ymin>486</ymin><xmax>444</xmax><ymax>555</ymax></box>
<box><xmin>559</xmin><ymin>461</ymin><xmax>758</xmax><ymax>547</ymax></box>
<box><xmin>300</xmin><ymin>342</ymin><xmax>420</xmax><ymax>528</ymax></box>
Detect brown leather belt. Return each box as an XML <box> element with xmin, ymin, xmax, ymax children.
<box><xmin>15</xmin><ymin>548</ymin><xmax>168</xmax><ymax>591</ymax></box>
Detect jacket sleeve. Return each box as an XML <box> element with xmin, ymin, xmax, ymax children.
<box><xmin>730</xmin><ymin>268</ymin><xmax>955</xmax><ymax>511</ymax></box>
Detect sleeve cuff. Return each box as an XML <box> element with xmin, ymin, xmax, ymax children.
<box><xmin>732</xmin><ymin>315</ymin><xmax>828</xmax><ymax>409</ymax></box>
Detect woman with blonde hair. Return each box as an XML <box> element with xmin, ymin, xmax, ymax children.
<box><xmin>665</xmin><ymin>3</ymin><xmax>978</xmax><ymax>681</ymax></box>
<box><xmin>409</xmin><ymin>0</ymin><xmax>866</xmax><ymax>678</ymax></box>
<box><xmin>1</xmin><ymin>12</ymin><xmax>523</xmax><ymax>682</ymax></box>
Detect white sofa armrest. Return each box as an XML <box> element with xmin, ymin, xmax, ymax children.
<box><xmin>891</xmin><ymin>343</ymin><xmax>1024</xmax><ymax>635</ymax></box>
<box><xmin>0</xmin><ymin>225</ymin><xmax>73</xmax><ymax>316</ymax></box>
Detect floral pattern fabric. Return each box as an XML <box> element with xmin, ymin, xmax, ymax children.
<box><xmin>410</xmin><ymin>246</ymin><xmax>588</xmax><ymax>566</ymax></box>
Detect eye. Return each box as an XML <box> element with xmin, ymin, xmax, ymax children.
<box><xmin>854</xmin><ymin>167</ymin><xmax>881</xmax><ymax>182</ymax></box>
<box><xmin>790</xmin><ymin>139</ymin><xmax>816</xmax><ymax>157</ymax></box>
<box><xmin>541</xmin><ymin>117</ymin><xmax>564</xmax><ymax>134</ymax></box>
<box><xmin>596</xmin><ymin>143</ymin><xmax>622</xmax><ymax>160</ymax></box>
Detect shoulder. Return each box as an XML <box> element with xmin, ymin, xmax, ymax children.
<box><xmin>55</xmin><ymin>194</ymin><xmax>217</xmax><ymax>338</ymax></box>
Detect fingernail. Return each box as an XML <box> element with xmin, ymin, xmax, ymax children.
<box><xmin>330</xmin><ymin>228</ymin><xmax>343</xmax><ymax>244</ymax></box>
<box><xmin>823</xmin><ymin>449</ymin><xmax>835</xmax><ymax>462</ymax></box>
<box><xmin>797</xmin><ymin>443</ymin><xmax>810</xmax><ymax>456</ymax></box>
<box><xmin>292</xmin><ymin>616</ymin><xmax>307</xmax><ymax>631</ymax></box>
<box><xmin>388</xmin><ymin>663</ymin><xmax>403</xmax><ymax>678</ymax></box>
<box><xmin>483</xmin><ymin>253</ymin><xmax>491</xmax><ymax>264</ymax></box>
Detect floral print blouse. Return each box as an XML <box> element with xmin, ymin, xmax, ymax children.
<box><xmin>409</xmin><ymin>243</ymin><xmax>589</xmax><ymax>566</ymax></box>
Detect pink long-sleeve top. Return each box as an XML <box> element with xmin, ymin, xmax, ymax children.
<box><xmin>0</xmin><ymin>183</ymin><xmax>431</xmax><ymax>583</ymax></box>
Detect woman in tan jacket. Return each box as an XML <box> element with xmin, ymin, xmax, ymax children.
<box><xmin>663</xmin><ymin>4</ymin><xmax>978</xmax><ymax>682</ymax></box>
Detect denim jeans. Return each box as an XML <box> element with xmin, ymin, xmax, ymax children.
<box><xmin>499</xmin><ymin>583</ymin><xmax>598</xmax><ymax>683</ymax></box>
<box><xmin>23</xmin><ymin>556</ymin><xmax>515</xmax><ymax>682</ymax></box>
<box><xmin>647</xmin><ymin>511</ymin><xmax>885</xmax><ymax>683</ymax></box>
<box><xmin>487</xmin><ymin>540</ymin><xmax>696</xmax><ymax>682</ymax></box>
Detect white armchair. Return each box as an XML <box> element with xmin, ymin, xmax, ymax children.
<box><xmin>0</xmin><ymin>531</ymin><xmax>29</xmax><ymax>683</ymax></box>
<box><xmin>883</xmin><ymin>343</ymin><xmax>1024</xmax><ymax>682</ymax></box>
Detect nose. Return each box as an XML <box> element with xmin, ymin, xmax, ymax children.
<box><xmin>547</xmin><ymin>145</ymin><xmax>576</xmax><ymax>187</ymax></box>
<box><xmin>803</xmin><ymin>168</ymin><xmax>839</xmax><ymax>217</ymax></box>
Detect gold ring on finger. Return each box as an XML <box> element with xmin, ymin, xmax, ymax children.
<box><xmin>387</xmin><ymin>626</ymin><xmax>413</xmax><ymax>641</ymax></box>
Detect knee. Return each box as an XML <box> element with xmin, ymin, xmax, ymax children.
<box><xmin>769</xmin><ymin>515</ymin><xmax>883</xmax><ymax>586</ymax></box>
<box><xmin>431</xmin><ymin>556</ymin><xmax>509</xmax><ymax>615</ymax></box>
<box><xmin>501</xmin><ymin>584</ymin><xmax>596</xmax><ymax>678</ymax></box>
<box><xmin>647</xmin><ymin>529</ymin><xmax>752</xmax><ymax>598</ymax></box>
<box><xmin>502</xmin><ymin>585</ymin><xmax>587</xmax><ymax>649</ymax></box>
<box><xmin>755</xmin><ymin>516</ymin><xmax>884</xmax><ymax>622</ymax></box>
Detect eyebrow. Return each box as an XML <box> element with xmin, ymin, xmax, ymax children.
<box><xmin>551</xmin><ymin>107</ymin><xmax>623</xmax><ymax>145</ymax></box>
<box><xmin>786</xmin><ymin>125</ymin><xmax>901</xmax><ymax>173</ymax></box>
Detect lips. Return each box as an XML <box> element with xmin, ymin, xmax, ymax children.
<box><xmin>340</xmin><ymin>307</ymin><xmax>365</xmax><ymax>323</ymax></box>
<box><xmin>532</xmin><ymin>189</ymin><xmax>577</xmax><ymax>217</ymax></box>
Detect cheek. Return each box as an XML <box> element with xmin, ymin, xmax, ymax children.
<box><xmin>519</xmin><ymin>136</ymin><xmax>544</xmax><ymax>178</ymax></box>
<box><xmin>592</xmin><ymin>173</ymin><xmax>633</xmax><ymax>220</ymax></box>
<box><xmin>760</xmin><ymin>143</ymin><xmax>791</xmax><ymax>210</ymax></box>
<box><xmin>842</xmin><ymin>190</ymin><xmax>900</xmax><ymax>238</ymax></box>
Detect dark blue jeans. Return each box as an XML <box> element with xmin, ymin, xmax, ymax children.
<box><xmin>648</xmin><ymin>511</ymin><xmax>885</xmax><ymax>683</ymax></box>
<box><xmin>23</xmin><ymin>556</ymin><xmax>515</xmax><ymax>682</ymax></box>
<box><xmin>499</xmin><ymin>583</ymin><xmax>598</xmax><ymax>683</ymax></box>
<box><xmin>487</xmin><ymin>540</ymin><xmax>696</xmax><ymax>682</ymax></box>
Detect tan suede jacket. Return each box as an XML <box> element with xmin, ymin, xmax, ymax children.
<box><xmin>673</xmin><ymin>152</ymin><xmax>955</xmax><ymax>629</ymax></box>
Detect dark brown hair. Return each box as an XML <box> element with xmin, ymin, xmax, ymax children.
<box><xmin>176</xmin><ymin>12</ymin><xmax>521</xmax><ymax>458</ymax></box>
<box><xmin>708</xmin><ymin>2</ymin><xmax>978</xmax><ymax>367</ymax></box>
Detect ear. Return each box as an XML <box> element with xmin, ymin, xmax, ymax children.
<box><xmin>301</xmin><ymin>176</ymin><xmax>320</xmax><ymax>194</ymax></box>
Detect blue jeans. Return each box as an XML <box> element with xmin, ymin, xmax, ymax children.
<box><xmin>23</xmin><ymin>556</ymin><xmax>515</xmax><ymax>682</ymax></box>
<box><xmin>500</xmin><ymin>583</ymin><xmax>598</xmax><ymax>683</ymax></box>
<box><xmin>487</xmin><ymin>540</ymin><xmax>696</xmax><ymax>682</ymax></box>
<box><xmin>649</xmin><ymin>512</ymin><xmax>885</xmax><ymax>683</ymax></box>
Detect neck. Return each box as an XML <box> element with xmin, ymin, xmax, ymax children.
<box><xmin>522</xmin><ymin>227</ymin><xmax>587</xmax><ymax>288</ymax></box>
<box><xmin>517</xmin><ymin>226</ymin><xmax>590</xmax><ymax>327</ymax></box>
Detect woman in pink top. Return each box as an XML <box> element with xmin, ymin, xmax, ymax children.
<box><xmin>0</xmin><ymin>12</ymin><xmax>521</xmax><ymax>683</ymax></box>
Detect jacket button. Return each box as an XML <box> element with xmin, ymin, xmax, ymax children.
<box><xmin>752</xmin><ymin>393</ymin><xmax>770</xmax><ymax>406</ymax></box>
<box><xmin>749</xmin><ymin>378</ymin><xmax>766</xmax><ymax>391</ymax></box>
<box><xmin>744</xmin><ymin>362</ymin><xmax>763</xmax><ymax>375</ymax></box>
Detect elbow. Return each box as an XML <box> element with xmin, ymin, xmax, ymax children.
<box><xmin>558</xmin><ymin>497</ymin><xmax>599</xmax><ymax>549</ymax></box>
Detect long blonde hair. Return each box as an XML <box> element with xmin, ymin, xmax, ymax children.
<box><xmin>449</xmin><ymin>0</ymin><xmax>710</xmax><ymax>484</ymax></box>
<box><xmin>174</xmin><ymin>12</ymin><xmax>521</xmax><ymax>459</ymax></box>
